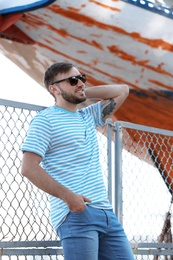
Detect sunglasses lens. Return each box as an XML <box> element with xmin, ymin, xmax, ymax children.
<box><xmin>69</xmin><ymin>74</ymin><xmax>86</xmax><ymax>86</ymax></box>
<box><xmin>69</xmin><ymin>78</ymin><xmax>78</xmax><ymax>86</ymax></box>
<box><xmin>80</xmin><ymin>75</ymin><xmax>86</xmax><ymax>83</ymax></box>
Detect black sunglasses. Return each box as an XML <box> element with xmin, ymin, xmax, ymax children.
<box><xmin>52</xmin><ymin>74</ymin><xmax>86</xmax><ymax>86</ymax></box>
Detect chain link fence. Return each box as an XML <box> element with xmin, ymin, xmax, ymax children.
<box><xmin>113</xmin><ymin>121</ymin><xmax>173</xmax><ymax>259</ymax></box>
<box><xmin>1</xmin><ymin>99</ymin><xmax>173</xmax><ymax>259</ymax></box>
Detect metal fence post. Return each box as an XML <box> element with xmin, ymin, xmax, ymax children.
<box><xmin>114</xmin><ymin>121</ymin><xmax>123</xmax><ymax>225</ymax></box>
<box><xmin>105</xmin><ymin>118</ymin><xmax>113</xmax><ymax>205</ymax></box>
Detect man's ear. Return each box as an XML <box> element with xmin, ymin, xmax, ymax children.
<box><xmin>49</xmin><ymin>85</ymin><xmax>60</xmax><ymax>96</ymax></box>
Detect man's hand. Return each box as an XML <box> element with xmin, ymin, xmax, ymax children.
<box><xmin>65</xmin><ymin>192</ymin><xmax>91</xmax><ymax>212</ymax></box>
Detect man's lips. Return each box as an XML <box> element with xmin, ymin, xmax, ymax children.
<box><xmin>76</xmin><ymin>89</ymin><xmax>85</xmax><ymax>94</ymax></box>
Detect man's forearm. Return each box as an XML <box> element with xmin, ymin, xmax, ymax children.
<box><xmin>85</xmin><ymin>84</ymin><xmax>129</xmax><ymax>100</ymax></box>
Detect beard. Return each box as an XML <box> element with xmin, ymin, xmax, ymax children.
<box><xmin>59</xmin><ymin>88</ymin><xmax>86</xmax><ymax>104</ymax></box>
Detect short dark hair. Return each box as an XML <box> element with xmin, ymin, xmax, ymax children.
<box><xmin>44</xmin><ymin>62</ymin><xmax>74</xmax><ymax>91</ymax></box>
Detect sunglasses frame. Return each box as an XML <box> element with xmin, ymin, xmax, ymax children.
<box><xmin>52</xmin><ymin>74</ymin><xmax>86</xmax><ymax>86</ymax></box>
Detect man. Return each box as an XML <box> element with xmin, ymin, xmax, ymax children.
<box><xmin>21</xmin><ymin>62</ymin><xmax>134</xmax><ymax>260</ymax></box>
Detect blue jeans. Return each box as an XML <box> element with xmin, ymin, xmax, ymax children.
<box><xmin>57</xmin><ymin>206</ymin><xmax>134</xmax><ymax>260</ymax></box>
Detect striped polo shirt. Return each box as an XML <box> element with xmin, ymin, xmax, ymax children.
<box><xmin>21</xmin><ymin>102</ymin><xmax>112</xmax><ymax>230</ymax></box>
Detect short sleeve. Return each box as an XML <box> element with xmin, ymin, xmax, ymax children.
<box><xmin>80</xmin><ymin>101</ymin><xmax>105</xmax><ymax>128</ymax></box>
<box><xmin>21</xmin><ymin>114</ymin><xmax>52</xmax><ymax>158</ymax></box>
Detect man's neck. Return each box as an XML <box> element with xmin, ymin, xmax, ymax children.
<box><xmin>55</xmin><ymin>101</ymin><xmax>77</xmax><ymax>113</ymax></box>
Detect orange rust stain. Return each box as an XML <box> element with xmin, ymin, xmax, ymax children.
<box><xmin>49</xmin><ymin>36</ymin><xmax>65</xmax><ymax>45</ymax></box>
<box><xmin>103</xmin><ymin>61</ymin><xmax>123</xmax><ymax>70</ymax></box>
<box><xmin>67</xmin><ymin>7</ymin><xmax>81</xmax><ymax>12</ymax></box>
<box><xmin>108</xmin><ymin>45</ymin><xmax>173</xmax><ymax>78</ymax></box>
<box><xmin>52</xmin><ymin>28</ymin><xmax>67</xmax><ymax>39</ymax></box>
<box><xmin>107</xmin><ymin>45</ymin><xmax>136</xmax><ymax>62</ymax></box>
<box><xmin>44</xmin><ymin>38</ymin><xmax>52</xmax><ymax>44</ymax></box>
<box><xmin>89</xmin><ymin>0</ymin><xmax>121</xmax><ymax>12</ymax></box>
<box><xmin>131</xmin><ymin>32</ymin><xmax>173</xmax><ymax>52</ymax></box>
<box><xmin>92</xmin><ymin>59</ymin><xmax>99</xmax><ymax>66</ymax></box>
<box><xmin>24</xmin><ymin>15</ymin><xmax>102</xmax><ymax>48</ymax></box>
<box><xmin>138</xmin><ymin>60</ymin><xmax>150</xmax><ymax>66</ymax></box>
<box><xmin>23</xmin><ymin>6</ymin><xmax>173</xmax><ymax>55</ymax></box>
<box><xmin>149</xmin><ymin>79</ymin><xmax>173</xmax><ymax>91</ymax></box>
<box><xmin>47</xmin><ymin>4</ymin><xmax>116</xmax><ymax>28</ymax></box>
<box><xmin>46</xmin><ymin>5</ymin><xmax>173</xmax><ymax>53</ymax></box>
<box><xmin>91</xmin><ymin>40</ymin><xmax>103</xmax><ymax>50</ymax></box>
<box><xmin>90</xmin><ymin>33</ymin><xmax>102</xmax><ymax>38</ymax></box>
<box><xmin>76</xmin><ymin>50</ymin><xmax>87</xmax><ymax>54</ymax></box>
<box><xmin>56</xmin><ymin>28</ymin><xmax>69</xmax><ymax>38</ymax></box>
<box><xmin>144</xmin><ymin>39</ymin><xmax>173</xmax><ymax>52</ymax></box>
<box><xmin>22</xmin><ymin>14</ymin><xmax>67</xmax><ymax>36</ymax></box>
<box><xmin>22</xmin><ymin>13</ymin><xmax>104</xmax><ymax>51</ymax></box>
<box><xmin>21</xmin><ymin>13</ymin><xmax>45</xmax><ymax>29</ymax></box>
<box><xmin>69</xmin><ymin>36</ymin><xmax>104</xmax><ymax>50</ymax></box>
<box><xmin>157</xmin><ymin>62</ymin><xmax>165</xmax><ymax>70</ymax></box>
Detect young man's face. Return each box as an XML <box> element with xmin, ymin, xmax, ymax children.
<box><xmin>53</xmin><ymin>67</ymin><xmax>87</xmax><ymax>104</ymax></box>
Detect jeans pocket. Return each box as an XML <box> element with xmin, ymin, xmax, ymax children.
<box><xmin>67</xmin><ymin>207</ymin><xmax>89</xmax><ymax>223</ymax></box>
<box><xmin>70</xmin><ymin>207</ymin><xmax>87</xmax><ymax>215</ymax></box>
